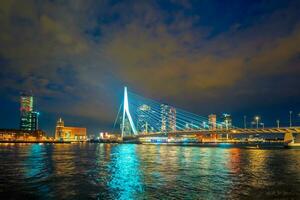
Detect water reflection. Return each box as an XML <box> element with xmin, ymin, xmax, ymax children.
<box><xmin>132</xmin><ymin>145</ymin><xmax>234</xmax><ymax>199</ymax></box>
<box><xmin>107</xmin><ymin>144</ymin><xmax>143</xmax><ymax>200</ymax></box>
<box><xmin>0</xmin><ymin>144</ymin><xmax>299</xmax><ymax>199</ymax></box>
<box><xmin>24</xmin><ymin>144</ymin><xmax>52</xmax><ymax>197</ymax></box>
<box><xmin>52</xmin><ymin>144</ymin><xmax>76</xmax><ymax>176</ymax></box>
<box><xmin>227</xmin><ymin>148</ymin><xmax>241</xmax><ymax>174</ymax></box>
<box><xmin>25</xmin><ymin>144</ymin><xmax>47</xmax><ymax>178</ymax></box>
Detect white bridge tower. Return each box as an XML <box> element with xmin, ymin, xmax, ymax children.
<box><xmin>121</xmin><ymin>87</ymin><xmax>137</xmax><ymax>137</ymax></box>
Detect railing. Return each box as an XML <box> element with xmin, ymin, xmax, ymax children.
<box><xmin>133</xmin><ymin>127</ymin><xmax>300</xmax><ymax>138</ymax></box>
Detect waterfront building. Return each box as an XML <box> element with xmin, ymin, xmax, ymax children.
<box><xmin>20</xmin><ymin>93</ymin><xmax>39</xmax><ymax>131</ymax></box>
<box><xmin>208</xmin><ymin>114</ymin><xmax>217</xmax><ymax>130</ymax></box>
<box><xmin>161</xmin><ymin>104</ymin><xmax>168</xmax><ymax>132</ymax></box>
<box><xmin>20</xmin><ymin>93</ymin><xmax>33</xmax><ymax>130</ymax></box>
<box><xmin>168</xmin><ymin>107</ymin><xmax>176</xmax><ymax>131</ymax></box>
<box><xmin>31</xmin><ymin>111</ymin><xmax>39</xmax><ymax>130</ymax></box>
<box><xmin>99</xmin><ymin>132</ymin><xmax>122</xmax><ymax>142</ymax></box>
<box><xmin>55</xmin><ymin>118</ymin><xmax>87</xmax><ymax>141</ymax></box>
<box><xmin>222</xmin><ymin>113</ymin><xmax>232</xmax><ymax>129</ymax></box>
<box><xmin>161</xmin><ymin>104</ymin><xmax>177</xmax><ymax>132</ymax></box>
<box><xmin>137</xmin><ymin>104</ymin><xmax>151</xmax><ymax>133</ymax></box>
<box><xmin>0</xmin><ymin>129</ymin><xmax>46</xmax><ymax>141</ymax></box>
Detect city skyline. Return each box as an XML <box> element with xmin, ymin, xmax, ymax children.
<box><xmin>3</xmin><ymin>88</ymin><xmax>300</xmax><ymax>135</ymax></box>
<box><xmin>1</xmin><ymin>1</ymin><xmax>300</xmax><ymax>135</ymax></box>
<box><xmin>1</xmin><ymin>2</ymin><xmax>300</xmax><ymax>199</ymax></box>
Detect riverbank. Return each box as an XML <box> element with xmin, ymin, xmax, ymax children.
<box><xmin>0</xmin><ymin>141</ymin><xmax>289</xmax><ymax>149</ymax></box>
<box><xmin>0</xmin><ymin>140</ymin><xmax>72</xmax><ymax>143</ymax></box>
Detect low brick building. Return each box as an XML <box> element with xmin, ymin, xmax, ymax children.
<box><xmin>0</xmin><ymin>129</ymin><xmax>46</xmax><ymax>141</ymax></box>
<box><xmin>55</xmin><ymin>118</ymin><xmax>87</xmax><ymax>141</ymax></box>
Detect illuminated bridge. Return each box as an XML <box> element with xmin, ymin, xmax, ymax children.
<box><xmin>114</xmin><ymin>87</ymin><xmax>300</xmax><ymax>142</ymax></box>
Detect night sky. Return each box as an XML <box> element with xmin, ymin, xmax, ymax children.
<box><xmin>1</xmin><ymin>0</ymin><xmax>300</xmax><ymax>136</ymax></box>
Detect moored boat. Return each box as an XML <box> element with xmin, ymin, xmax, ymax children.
<box><xmin>284</xmin><ymin>132</ymin><xmax>300</xmax><ymax>148</ymax></box>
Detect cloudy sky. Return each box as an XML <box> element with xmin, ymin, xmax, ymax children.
<box><xmin>1</xmin><ymin>0</ymin><xmax>300</xmax><ymax>135</ymax></box>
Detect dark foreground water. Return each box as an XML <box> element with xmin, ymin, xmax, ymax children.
<box><xmin>0</xmin><ymin>143</ymin><xmax>299</xmax><ymax>200</ymax></box>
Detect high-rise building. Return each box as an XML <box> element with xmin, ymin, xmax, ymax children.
<box><xmin>161</xmin><ymin>104</ymin><xmax>177</xmax><ymax>132</ymax></box>
<box><xmin>137</xmin><ymin>104</ymin><xmax>151</xmax><ymax>133</ymax></box>
<box><xmin>222</xmin><ymin>114</ymin><xmax>232</xmax><ymax>129</ymax></box>
<box><xmin>31</xmin><ymin>111</ymin><xmax>40</xmax><ymax>130</ymax></box>
<box><xmin>20</xmin><ymin>93</ymin><xmax>39</xmax><ymax>131</ymax></box>
<box><xmin>208</xmin><ymin>114</ymin><xmax>217</xmax><ymax>130</ymax></box>
<box><xmin>161</xmin><ymin>104</ymin><xmax>168</xmax><ymax>132</ymax></box>
<box><xmin>168</xmin><ymin>107</ymin><xmax>176</xmax><ymax>131</ymax></box>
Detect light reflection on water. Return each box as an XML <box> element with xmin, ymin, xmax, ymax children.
<box><xmin>107</xmin><ymin>145</ymin><xmax>143</xmax><ymax>200</ymax></box>
<box><xmin>0</xmin><ymin>143</ymin><xmax>299</xmax><ymax>199</ymax></box>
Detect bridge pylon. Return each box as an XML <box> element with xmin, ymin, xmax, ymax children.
<box><xmin>121</xmin><ymin>87</ymin><xmax>137</xmax><ymax>137</ymax></box>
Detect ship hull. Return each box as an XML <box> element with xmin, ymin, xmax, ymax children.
<box><xmin>284</xmin><ymin>142</ymin><xmax>300</xmax><ymax>148</ymax></box>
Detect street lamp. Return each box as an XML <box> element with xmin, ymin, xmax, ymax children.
<box><xmin>276</xmin><ymin>120</ymin><xmax>280</xmax><ymax>128</ymax></box>
<box><xmin>289</xmin><ymin>111</ymin><xmax>293</xmax><ymax>127</ymax></box>
<box><xmin>254</xmin><ymin>116</ymin><xmax>260</xmax><ymax>129</ymax></box>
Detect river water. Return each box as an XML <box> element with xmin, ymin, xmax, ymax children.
<box><xmin>0</xmin><ymin>143</ymin><xmax>299</xmax><ymax>199</ymax></box>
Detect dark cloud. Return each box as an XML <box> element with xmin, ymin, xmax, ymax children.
<box><xmin>0</xmin><ymin>0</ymin><xmax>300</xmax><ymax>134</ymax></box>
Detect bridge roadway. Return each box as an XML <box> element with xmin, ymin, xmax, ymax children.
<box><xmin>131</xmin><ymin>127</ymin><xmax>300</xmax><ymax>138</ymax></box>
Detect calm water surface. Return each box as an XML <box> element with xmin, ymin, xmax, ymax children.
<box><xmin>0</xmin><ymin>143</ymin><xmax>299</xmax><ymax>199</ymax></box>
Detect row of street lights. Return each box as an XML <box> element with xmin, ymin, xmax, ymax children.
<box><xmin>244</xmin><ymin>111</ymin><xmax>300</xmax><ymax>129</ymax></box>
<box><xmin>287</xmin><ymin>111</ymin><xmax>300</xmax><ymax>127</ymax></box>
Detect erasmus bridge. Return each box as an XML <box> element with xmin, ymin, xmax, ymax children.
<box><xmin>114</xmin><ymin>87</ymin><xmax>300</xmax><ymax>142</ymax></box>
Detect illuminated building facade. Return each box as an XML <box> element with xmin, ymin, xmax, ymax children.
<box><xmin>137</xmin><ymin>104</ymin><xmax>151</xmax><ymax>133</ymax></box>
<box><xmin>55</xmin><ymin>118</ymin><xmax>87</xmax><ymax>141</ymax></box>
<box><xmin>222</xmin><ymin>114</ymin><xmax>232</xmax><ymax>129</ymax></box>
<box><xmin>208</xmin><ymin>114</ymin><xmax>217</xmax><ymax>130</ymax></box>
<box><xmin>161</xmin><ymin>104</ymin><xmax>168</xmax><ymax>132</ymax></box>
<box><xmin>161</xmin><ymin>104</ymin><xmax>177</xmax><ymax>132</ymax></box>
<box><xmin>20</xmin><ymin>93</ymin><xmax>40</xmax><ymax>131</ymax></box>
<box><xmin>31</xmin><ymin>111</ymin><xmax>39</xmax><ymax>130</ymax></box>
<box><xmin>0</xmin><ymin>129</ymin><xmax>46</xmax><ymax>141</ymax></box>
<box><xmin>168</xmin><ymin>107</ymin><xmax>176</xmax><ymax>131</ymax></box>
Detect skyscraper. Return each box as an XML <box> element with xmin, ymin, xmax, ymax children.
<box><xmin>161</xmin><ymin>104</ymin><xmax>177</xmax><ymax>132</ymax></box>
<box><xmin>20</xmin><ymin>93</ymin><xmax>39</xmax><ymax>131</ymax></box>
<box><xmin>208</xmin><ymin>114</ymin><xmax>217</xmax><ymax>130</ymax></box>
<box><xmin>222</xmin><ymin>114</ymin><xmax>232</xmax><ymax>130</ymax></box>
<box><xmin>168</xmin><ymin>107</ymin><xmax>176</xmax><ymax>131</ymax></box>
<box><xmin>161</xmin><ymin>104</ymin><xmax>168</xmax><ymax>132</ymax></box>
<box><xmin>137</xmin><ymin>104</ymin><xmax>151</xmax><ymax>133</ymax></box>
<box><xmin>31</xmin><ymin>111</ymin><xmax>39</xmax><ymax>130</ymax></box>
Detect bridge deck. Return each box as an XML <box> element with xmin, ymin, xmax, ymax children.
<box><xmin>133</xmin><ymin>127</ymin><xmax>300</xmax><ymax>138</ymax></box>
